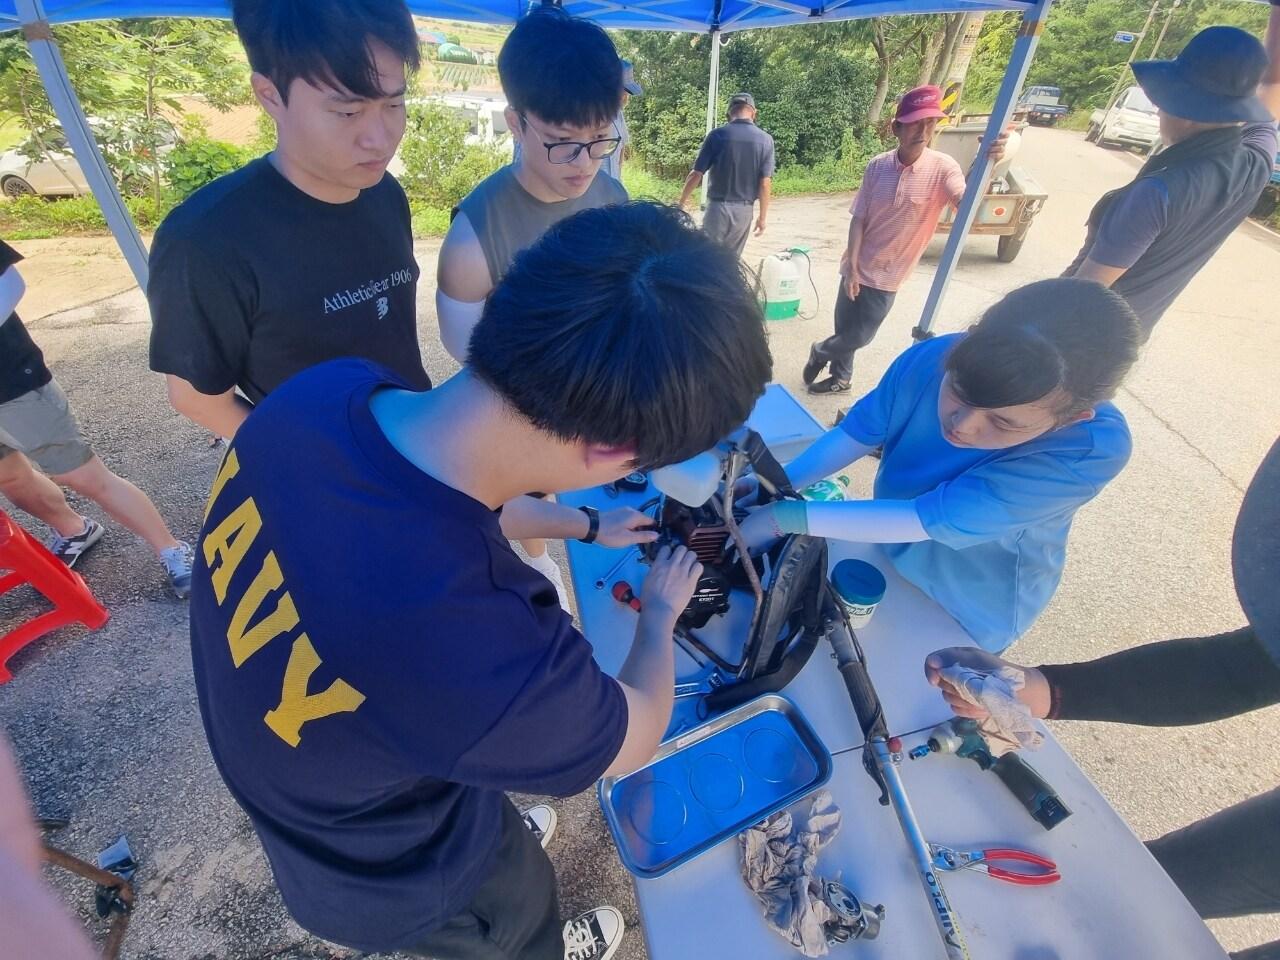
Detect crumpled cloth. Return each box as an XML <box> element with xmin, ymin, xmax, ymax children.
<box><xmin>740</xmin><ymin>789</ymin><xmax>842</xmax><ymax>957</ymax></box>
<box><xmin>939</xmin><ymin>663</ymin><xmax>1043</xmax><ymax>754</ymax></box>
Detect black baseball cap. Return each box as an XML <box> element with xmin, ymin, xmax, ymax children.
<box><xmin>728</xmin><ymin>92</ymin><xmax>755</xmax><ymax>110</ymax></box>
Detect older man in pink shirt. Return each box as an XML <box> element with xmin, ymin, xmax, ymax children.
<box><xmin>804</xmin><ymin>85</ymin><xmax>998</xmax><ymax>394</ymax></box>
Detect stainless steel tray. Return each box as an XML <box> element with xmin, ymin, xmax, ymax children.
<box><xmin>599</xmin><ymin>693</ymin><xmax>832</xmax><ymax>879</ymax></box>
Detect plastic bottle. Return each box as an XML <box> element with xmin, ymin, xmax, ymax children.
<box><xmin>831</xmin><ymin>559</ymin><xmax>887</xmax><ymax>630</ymax></box>
<box><xmin>800</xmin><ymin>474</ymin><xmax>851</xmax><ymax>502</ymax></box>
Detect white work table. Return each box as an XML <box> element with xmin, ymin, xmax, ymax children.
<box><xmin>561</xmin><ymin>385</ymin><xmax>1226</xmax><ymax>960</ymax></box>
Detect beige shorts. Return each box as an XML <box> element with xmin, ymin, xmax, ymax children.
<box><xmin>0</xmin><ymin>380</ymin><xmax>94</xmax><ymax>476</ymax></box>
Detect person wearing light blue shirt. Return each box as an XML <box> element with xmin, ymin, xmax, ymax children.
<box><xmin>743</xmin><ymin>278</ymin><xmax>1141</xmax><ymax>652</ymax></box>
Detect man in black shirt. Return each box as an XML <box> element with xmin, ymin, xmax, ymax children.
<box><xmin>678</xmin><ymin>93</ymin><xmax>775</xmax><ymax>255</ymax></box>
<box><xmin>926</xmin><ymin>436</ymin><xmax>1280</xmax><ymax>959</ymax></box>
<box><xmin>148</xmin><ymin>0</ymin><xmax>428</xmax><ymax>438</ymax></box>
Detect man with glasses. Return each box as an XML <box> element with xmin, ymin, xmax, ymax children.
<box><xmin>436</xmin><ymin>6</ymin><xmax>628</xmax><ymax>613</ymax></box>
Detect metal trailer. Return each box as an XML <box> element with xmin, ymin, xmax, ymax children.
<box><xmin>933</xmin><ymin>119</ymin><xmax>1048</xmax><ymax>263</ymax></box>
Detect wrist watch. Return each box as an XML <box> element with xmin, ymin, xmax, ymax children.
<box><xmin>577</xmin><ymin>505</ymin><xmax>600</xmax><ymax>544</ymax></box>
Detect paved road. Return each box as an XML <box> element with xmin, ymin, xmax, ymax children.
<box><xmin>1</xmin><ymin>125</ymin><xmax>1277</xmax><ymax>958</ymax></box>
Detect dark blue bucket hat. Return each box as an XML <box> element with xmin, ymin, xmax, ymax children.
<box><xmin>1132</xmin><ymin>25</ymin><xmax>1272</xmax><ymax>124</ymax></box>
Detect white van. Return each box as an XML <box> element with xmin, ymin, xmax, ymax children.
<box><xmin>1087</xmin><ymin>85</ymin><xmax>1160</xmax><ymax>149</ymax></box>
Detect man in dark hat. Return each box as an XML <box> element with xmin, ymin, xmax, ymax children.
<box><xmin>1064</xmin><ymin>11</ymin><xmax>1280</xmax><ymax>338</ymax></box>
<box><xmin>678</xmin><ymin>93</ymin><xmax>776</xmax><ymax>255</ymax></box>
<box><xmin>925</xmin><ymin>436</ymin><xmax>1280</xmax><ymax>959</ymax></box>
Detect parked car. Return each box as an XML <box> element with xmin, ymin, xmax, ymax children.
<box><xmin>0</xmin><ymin>121</ymin><xmax>178</xmax><ymax>199</ymax></box>
<box><xmin>0</xmin><ymin>134</ymin><xmax>89</xmax><ymax>198</ymax></box>
<box><xmin>1018</xmin><ymin>85</ymin><xmax>1068</xmax><ymax>126</ymax></box>
<box><xmin>1087</xmin><ymin>85</ymin><xmax>1160</xmax><ymax>149</ymax></box>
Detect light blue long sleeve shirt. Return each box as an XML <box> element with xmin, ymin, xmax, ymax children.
<box><xmin>840</xmin><ymin>334</ymin><xmax>1132</xmax><ymax>652</ymax></box>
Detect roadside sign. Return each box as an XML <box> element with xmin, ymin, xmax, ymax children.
<box><xmin>1114</xmin><ymin>31</ymin><xmax>1137</xmax><ymax>43</ymax></box>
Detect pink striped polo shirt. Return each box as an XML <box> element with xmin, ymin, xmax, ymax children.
<box><xmin>847</xmin><ymin>147</ymin><xmax>966</xmax><ymax>293</ymax></box>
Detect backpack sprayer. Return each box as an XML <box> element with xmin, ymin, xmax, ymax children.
<box><xmin>755</xmin><ymin>247</ymin><xmax>819</xmax><ymax>322</ymax></box>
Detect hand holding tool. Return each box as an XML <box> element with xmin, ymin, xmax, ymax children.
<box><xmin>909</xmin><ymin>717</ymin><xmax>1071</xmax><ymax>830</ymax></box>
<box><xmin>928</xmin><ymin>844</ymin><xmax>1061</xmax><ymax>885</ymax></box>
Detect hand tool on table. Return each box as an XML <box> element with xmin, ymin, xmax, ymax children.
<box><xmin>824</xmin><ymin>587</ymin><xmax>971</xmax><ymax>960</ymax></box>
<box><xmin>929</xmin><ymin>844</ymin><xmax>1061</xmax><ymax>886</ymax></box>
<box><xmin>909</xmin><ymin>717</ymin><xmax>1072</xmax><ymax>831</ymax></box>
<box><xmin>595</xmin><ymin>546</ymin><xmax>639</xmax><ymax>590</ymax></box>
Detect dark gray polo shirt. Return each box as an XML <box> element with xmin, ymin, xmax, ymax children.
<box><xmin>694</xmin><ymin>119</ymin><xmax>776</xmax><ymax>204</ymax></box>
<box><xmin>1064</xmin><ymin>122</ymin><xmax>1278</xmax><ymax>334</ymax></box>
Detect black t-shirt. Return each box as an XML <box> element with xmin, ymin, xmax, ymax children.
<box><xmin>147</xmin><ymin>157</ymin><xmax>430</xmax><ymax>405</ymax></box>
<box><xmin>0</xmin><ymin>239</ymin><xmax>52</xmax><ymax>404</ymax></box>
<box><xmin>694</xmin><ymin>119</ymin><xmax>777</xmax><ymax>204</ymax></box>
<box><xmin>191</xmin><ymin>359</ymin><xmax>627</xmax><ymax>950</ymax></box>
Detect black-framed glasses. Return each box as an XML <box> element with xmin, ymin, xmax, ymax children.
<box><xmin>519</xmin><ymin>113</ymin><xmax>621</xmax><ymax>164</ymax></box>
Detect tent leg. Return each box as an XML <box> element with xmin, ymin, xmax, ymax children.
<box><xmin>15</xmin><ymin>2</ymin><xmax>150</xmax><ymax>290</ymax></box>
<box><xmin>700</xmin><ymin>29</ymin><xmax>721</xmax><ymax>210</ymax></box>
<box><xmin>913</xmin><ymin>0</ymin><xmax>1055</xmax><ymax>340</ymax></box>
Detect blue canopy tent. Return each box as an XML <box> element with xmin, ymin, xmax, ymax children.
<box><xmin>0</xmin><ymin>0</ymin><xmax>1053</xmax><ymax>336</ymax></box>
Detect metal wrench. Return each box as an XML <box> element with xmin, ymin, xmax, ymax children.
<box><xmin>594</xmin><ymin>546</ymin><xmax>639</xmax><ymax>590</ymax></box>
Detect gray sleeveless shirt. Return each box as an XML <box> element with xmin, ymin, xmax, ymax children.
<box><xmin>456</xmin><ymin>166</ymin><xmax>628</xmax><ymax>285</ymax></box>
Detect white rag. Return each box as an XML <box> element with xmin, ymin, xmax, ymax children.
<box><xmin>740</xmin><ymin>789</ymin><xmax>843</xmax><ymax>957</ymax></box>
<box><xmin>938</xmin><ymin>664</ymin><xmax>1044</xmax><ymax>754</ymax></box>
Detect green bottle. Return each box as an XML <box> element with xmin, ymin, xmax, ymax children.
<box><xmin>800</xmin><ymin>474</ymin><xmax>851</xmax><ymax>502</ymax></box>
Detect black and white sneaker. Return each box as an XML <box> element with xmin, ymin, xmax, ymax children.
<box><xmin>807</xmin><ymin>376</ymin><xmax>850</xmax><ymax>396</ymax></box>
<box><xmin>801</xmin><ymin>342</ymin><xmax>827</xmax><ymax>385</ymax></box>
<box><xmin>48</xmin><ymin>516</ymin><xmax>105</xmax><ymax>567</ymax></box>
<box><xmin>521</xmin><ymin>804</ymin><xmax>557</xmax><ymax>849</ymax></box>
<box><xmin>563</xmin><ymin>906</ymin><xmax>624</xmax><ymax>960</ymax></box>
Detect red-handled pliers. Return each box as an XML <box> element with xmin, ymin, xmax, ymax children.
<box><xmin>929</xmin><ymin>844</ymin><xmax>1061</xmax><ymax>885</ymax></box>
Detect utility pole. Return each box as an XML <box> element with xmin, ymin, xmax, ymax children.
<box><xmin>1104</xmin><ymin>0</ymin><xmax>1161</xmax><ymax>110</ymax></box>
<box><xmin>1150</xmin><ymin>0</ymin><xmax>1183</xmax><ymax>59</ymax></box>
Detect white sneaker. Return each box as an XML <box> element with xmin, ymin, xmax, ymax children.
<box><xmin>526</xmin><ymin>550</ymin><xmax>572</xmax><ymax>614</ymax></box>
<box><xmin>563</xmin><ymin>906</ymin><xmax>624</xmax><ymax>960</ymax></box>
<box><xmin>521</xmin><ymin>804</ymin><xmax>557</xmax><ymax>848</ymax></box>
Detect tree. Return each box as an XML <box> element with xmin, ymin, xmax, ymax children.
<box><xmin>0</xmin><ymin>19</ymin><xmax>248</xmax><ymax>202</ymax></box>
<box><xmin>0</xmin><ymin>25</ymin><xmax>117</xmax><ymax>193</ymax></box>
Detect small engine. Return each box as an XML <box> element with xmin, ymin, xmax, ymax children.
<box><xmin>644</xmin><ymin>497</ymin><xmax>748</xmax><ymax>629</ymax></box>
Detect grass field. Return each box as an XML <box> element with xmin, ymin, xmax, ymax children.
<box><xmin>416</xmin><ymin>17</ymin><xmax>509</xmax><ymax>52</ymax></box>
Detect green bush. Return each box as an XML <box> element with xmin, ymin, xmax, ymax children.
<box><xmin>409</xmin><ymin>200</ymin><xmax>451</xmax><ymax>237</ymax></box>
<box><xmin>1058</xmin><ymin>109</ymin><xmax>1093</xmax><ymax>132</ymax></box>
<box><xmin>0</xmin><ymin>193</ymin><xmax>173</xmax><ymax>236</ymax></box>
<box><xmin>399</xmin><ymin>100</ymin><xmax>506</xmax><ymax>209</ymax></box>
<box><xmin>620</xmin><ymin>165</ymin><xmax>683</xmax><ymax>204</ymax></box>
<box><xmin>165</xmin><ymin>136</ymin><xmax>250</xmax><ymax>199</ymax></box>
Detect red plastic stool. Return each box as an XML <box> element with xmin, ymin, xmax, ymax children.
<box><xmin>0</xmin><ymin>508</ymin><xmax>109</xmax><ymax>683</ymax></box>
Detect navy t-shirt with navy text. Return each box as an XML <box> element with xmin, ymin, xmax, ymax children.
<box><xmin>189</xmin><ymin>359</ymin><xmax>627</xmax><ymax>951</ymax></box>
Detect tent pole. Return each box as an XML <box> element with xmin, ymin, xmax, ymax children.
<box><xmin>15</xmin><ymin>0</ymin><xmax>149</xmax><ymax>289</ymax></box>
<box><xmin>701</xmin><ymin>28</ymin><xmax>721</xmax><ymax>209</ymax></box>
<box><xmin>913</xmin><ymin>0</ymin><xmax>1054</xmax><ymax>340</ymax></box>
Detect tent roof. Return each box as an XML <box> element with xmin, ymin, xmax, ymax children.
<box><xmin>2</xmin><ymin>0</ymin><xmax>1034</xmax><ymax>35</ymax></box>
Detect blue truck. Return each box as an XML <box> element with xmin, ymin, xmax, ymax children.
<box><xmin>1017</xmin><ymin>85</ymin><xmax>1069</xmax><ymax>126</ymax></box>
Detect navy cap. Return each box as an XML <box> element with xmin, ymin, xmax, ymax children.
<box><xmin>621</xmin><ymin>59</ymin><xmax>643</xmax><ymax>96</ymax></box>
<box><xmin>1234</xmin><ymin>437</ymin><xmax>1280</xmax><ymax>665</ymax></box>
<box><xmin>1132</xmin><ymin>26</ymin><xmax>1271</xmax><ymax>124</ymax></box>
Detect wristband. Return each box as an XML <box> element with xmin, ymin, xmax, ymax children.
<box><xmin>577</xmin><ymin>505</ymin><xmax>600</xmax><ymax>544</ymax></box>
<box><xmin>771</xmin><ymin>500</ymin><xmax>809</xmax><ymax>536</ymax></box>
